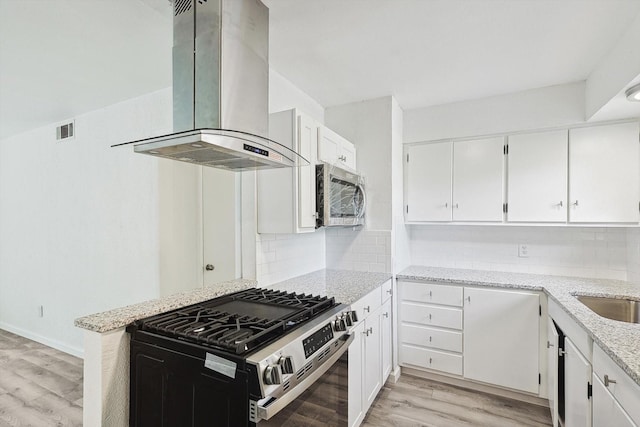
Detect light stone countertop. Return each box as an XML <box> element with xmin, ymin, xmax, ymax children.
<box><xmin>397</xmin><ymin>265</ymin><xmax>640</xmax><ymax>387</ymax></box>
<box><xmin>263</xmin><ymin>269</ymin><xmax>392</xmax><ymax>305</ymax></box>
<box><xmin>74</xmin><ymin>269</ymin><xmax>391</xmax><ymax>333</ymax></box>
<box><xmin>74</xmin><ymin>278</ymin><xmax>257</xmax><ymax>333</ymax></box>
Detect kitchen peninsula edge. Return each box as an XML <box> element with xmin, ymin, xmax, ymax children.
<box><xmin>74</xmin><ymin>269</ymin><xmax>392</xmax><ymax>427</ymax></box>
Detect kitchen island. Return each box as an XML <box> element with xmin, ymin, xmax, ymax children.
<box><xmin>74</xmin><ymin>269</ymin><xmax>391</xmax><ymax>427</ymax></box>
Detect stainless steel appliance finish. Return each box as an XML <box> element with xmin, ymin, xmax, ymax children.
<box><xmin>119</xmin><ymin>0</ymin><xmax>308</xmax><ymax>170</ymax></box>
<box><xmin>575</xmin><ymin>295</ymin><xmax>640</xmax><ymax>323</ymax></box>
<box><xmin>316</xmin><ymin>163</ymin><xmax>366</xmax><ymax>227</ymax></box>
<box><xmin>248</xmin><ymin>303</ymin><xmax>355</xmax><ymax>423</ymax></box>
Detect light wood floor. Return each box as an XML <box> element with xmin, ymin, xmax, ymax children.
<box><xmin>0</xmin><ymin>329</ymin><xmax>83</xmax><ymax>427</ymax></box>
<box><xmin>363</xmin><ymin>374</ymin><xmax>552</xmax><ymax>427</ymax></box>
<box><xmin>0</xmin><ymin>330</ymin><xmax>552</xmax><ymax>427</ymax></box>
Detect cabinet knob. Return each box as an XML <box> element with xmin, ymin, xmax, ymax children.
<box><xmin>454</xmin><ymin>203</ymin><xmax>459</xmax><ymax>209</ymax></box>
<box><xmin>444</xmin><ymin>202</ymin><xmax>448</xmax><ymax>208</ymax></box>
<box><xmin>557</xmin><ymin>201</ymin><xmax>563</xmax><ymax>207</ymax></box>
<box><xmin>467</xmin><ymin>296</ymin><xmax>471</xmax><ymax>303</ymax></box>
<box><xmin>364</xmin><ymin>306</ymin><xmax>370</xmax><ymax>313</ymax></box>
<box><xmin>205</xmin><ymin>264</ymin><xmax>215</xmax><ymax>271</ymax></box>
<box><xmin>547</xmin><ymin>341</ymin><xmax>554</xmax><ymax>348</ymax></box>
<box><xmin>428</xmin><ymin>313</ymin><xmax>432</xmax><ymax>320</ymax></box>
<box><xmin>604</xmin><ymin>375</ymin><xmax>617</xmax><ymax>387</ymax></box>
<box><xmin>572</xmin><ymin>200</ymin><xmax>579</xmax><ymax>207</ymax></box>
<box><xmin>383</xmin><ymin>312</ymin><xmax>389</xmax><ymax>318</ymax></box>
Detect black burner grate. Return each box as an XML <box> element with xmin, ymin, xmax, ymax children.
<box><xmin>134</xmin><ymin>288</ymin><xmax>336</xmax><ymax>355</ymax></box>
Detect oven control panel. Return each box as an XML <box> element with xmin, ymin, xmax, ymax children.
<box><xmin>302</xmin><ymin>322</ymin><xmax>334</xmax><ymax>358</ymax></box>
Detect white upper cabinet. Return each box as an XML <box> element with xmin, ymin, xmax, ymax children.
<box><xmin>569</xmin><ymin>122</ymin><xmax>640</xmax><ymax>223</ymax></box>
<box><xmin>318</xmin><ymin>126</ymin><xmax>357</xmax><ymax>171</ymax></box>
<box><xmin>404</xmin><ymin>142</ymin><xmax>452</xmax><ymax>222</ymax></box>
<box><xmin>507</xmin><ymin>130</ymin><xmax>568</xmax><ymax>222</ymax></box>
<box><xmin>257</xmin><ymin>109</ymin><xmax>318</xmax><ymax>234</ymax></box>
<box><xmin>452</xmin><ymin>137</ymin><xmax>504</xmax><ymax>222</ymax></box>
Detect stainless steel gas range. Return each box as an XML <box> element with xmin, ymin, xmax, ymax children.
<box><xmin>127</xmin><ymin>288</ymin><xmax>355</xmax><ymax>426</ymax></box>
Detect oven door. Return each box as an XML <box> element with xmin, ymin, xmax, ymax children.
<box><xmin>257</xmin><ymin>351</ymin><xmax>350</xmax><ymax>426</ymax></box>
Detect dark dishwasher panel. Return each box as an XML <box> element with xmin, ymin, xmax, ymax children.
<box><xmin>130</xmin><ymin>340</ymin><xmax>249</xmax><ymax>427</ymax></box>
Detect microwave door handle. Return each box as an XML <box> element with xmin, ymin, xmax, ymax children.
<box><xmin>357</xmin><ymin>184</ymin><xmax>366</xmax><ymax>218</ymax></box>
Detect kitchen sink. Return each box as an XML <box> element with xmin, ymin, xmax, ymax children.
<box><xmin>576</xmin><ymin>295</ymin><xmax>640</xmax><ymax>324</ymax></box>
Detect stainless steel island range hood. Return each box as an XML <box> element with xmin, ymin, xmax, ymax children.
<box><xmin>116</xmin><ymin>0</ymin><xmax>307</xmax><ymax>171</ymax></box>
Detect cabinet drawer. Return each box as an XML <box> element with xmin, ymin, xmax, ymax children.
<box><xmin>593</xmin><ymin>344</ymin><xmax>640</xmax><ymax>425</ymax></box>
<box><xmin>351</xmin><ymin>287</ymin><xmax>382</xmax><ymax>325</ymax></box>
<box><xmin>382</xmin><ymin>280</ymin><xmax>393</xmax><ymax>302</ymax></box>
<box><xmin>400</xmin><ymin>324</ymin><xmax>463</xmax><ymax>353</ymax></box>
<box><xmin>400</xmin><ymin>344</ymin><xmax>463</xmax><ymax>376</ymax></box>
<box><xmin>400</xmin><ymin>281</ymin><xmax>463</xmax><ymax>307</ymax></box>
<box><xmin>401</xmin><ymin>302</ymin><xmax>462</xmax><ymax>329</ymax></box>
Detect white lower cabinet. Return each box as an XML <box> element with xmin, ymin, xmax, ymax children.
<box><xmin>463</xmin><ymin>287</ymin><xmax>540</xmax><ymax>394</ymax></box>
<box><xmin>592</xmin><ymin>344</ymin><xmax>640</xmax><ymax>426</ymax></box>
<box><xmin>547</xmin><ymin>318</ymin><xmax>560</xmax><ymax>427</ymax></box>
<box><xmin>399</xmin><ymin>281</ymin><xmax>542</xmax><ymax>396</ymax></box>
<box><xmin>348</xmin><ymin>280</ymin><xmax>392</xmax><ymax>427</ymax></box>
<box><xmin>592</xmin><ymin>376</ymin><xmax>636</xmax><ymax>427</ymax></box>
<box><xmin>564</xmin><ymin>337</ymin><xmax>592</xmax><ymax>427</ymax></box>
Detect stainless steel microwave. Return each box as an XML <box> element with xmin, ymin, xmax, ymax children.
<box><xmin>316</xmin><ymin>164</ymin><xmax>366</xmax><ymax>227</ymax></box>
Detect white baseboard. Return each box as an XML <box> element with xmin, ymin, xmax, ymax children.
<box><xmin>0</xmin><ymin>321</ymin><xmax>84</xmax><ymax>359</ymax></box>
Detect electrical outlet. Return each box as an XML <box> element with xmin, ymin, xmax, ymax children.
<box><xmin>38</xmin><ymin>305</ymin><xmax>44</xmax><ymax>317</ymax></box>
<box><xmin>518</xmin><ymin>244</ymin><xmax>529</xmax><ymax>258</ymax></box>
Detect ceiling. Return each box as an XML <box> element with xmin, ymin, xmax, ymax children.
<box><xmin>1</xmin><ymin>0</ymin><xmax>639</xmax><ymax>140</ymax></box>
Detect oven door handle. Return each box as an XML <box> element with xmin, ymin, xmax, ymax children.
<box><xmin>256</xmin><ymin>333</ymin><xmax>354</xmax><ymax>421</ymax></box>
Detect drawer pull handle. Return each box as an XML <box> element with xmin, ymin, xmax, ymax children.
<box><xmin>429</xmin><ymin>357</ymin><xmax>432</xmax><ymax>365</ymax></box>
<box><xmin>428</xmin><ymin>313</ymin><xmax>432</xmax><ymax>321</ymax></box>
<box><xmin>429</xmin><ymin>336</ymin><xmax>432</xmax><ymax>342</ymax></box>
<box><xmin>604</xmin><ymin>375</ymin><xmax>617</xmax><ymax>387</ymax></box>
<box><xmin>383</xmin><ymin>312</ymin><xmax>389</xmax><ymax>318</ymax></box>
<box><xmin>547</xmin><ymin>341</ymin><xmax>554</xmax><ymax>348</ymax></box>
<box><xmin>429</xmin><ymin>291</ymin><xmax>433</xmax><ymax>298</ymax></box>
<box><xmin>386</xmin><ymin>289</ymin><xmax>392</xmax><ymax>295</ymax></box>
<box><xmin>466</xmin><ymin>296</ymin><xmax>471</xmax><ymax>303</ymax></box>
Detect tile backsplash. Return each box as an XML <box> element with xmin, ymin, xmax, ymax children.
<box><xmin>325</xmin><ymin>228</ymin><xmax>392</xmax><ymax>273</ymax></box>
<box><xmin>409</xmin><ymin>225</ymin><xmax>630</xmax><ymax>281</ymax></box>
<box><xmin>627</xmin><ymin>228</ymin><xmax>640</xmax><ymax>285</ymax></box>
<box><xmin>256</xmin><ymin>231</ymin><xmax>326</xmax><ymax>286</ymax></box>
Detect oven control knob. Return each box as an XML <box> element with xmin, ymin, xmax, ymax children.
<box><xmin>278</xmin><ymin>356</ymin><xmax>295</xmax><ymax>375</ymax></box>
<box><xmin>333</xmin><ymin>316</ymin><xmax>347</xmax><ymax>332</ymax></box>
<box><xmin>264</xmin><ymin>364</ymin><xmax>282</xmax><ymax>385</ymax></box>
<box><xmin>343</xmin><ymin>311</ymin><xmax>353</xmax><ymax>327</ymax></box>
<box><xmin>349</xmin><ymin>310</ymin><xmax>358</xmax><ymax>323</ymax></box>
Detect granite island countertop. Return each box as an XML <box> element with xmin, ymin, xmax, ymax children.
<box><xmin>398</xmin><ymin>265</ymin><xmax>640</xmax><ymax>387</ymax></box>
<box><xmin>75</xmin><ymin>269</ymin><xmax>391</xmax><ymax>333</ymax></box>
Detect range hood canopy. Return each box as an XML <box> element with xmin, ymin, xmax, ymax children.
<box><xmin>114</xmin><ymin>0</ymin><xmax>308</xmax><ymax>171</ymax></box>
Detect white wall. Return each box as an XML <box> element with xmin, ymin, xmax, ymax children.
<box><xmin>410</xmin><ymin>225</ymin><xmax>629</xmax><ymax>280</ymax></box>
<box><xmin>404</xmin><ymin>82</ymin><xmax>585</xmax><ymax>143</ymax></box>
<box><xmin>326</xmin><ymin>97</ymin><xmax>393</xmax><ymax>231</ymax></box>
<box><xmin>325</xmin><ymin>228</ymin><xmax>391</xmax><ymax>273</ymax></box>
<box><xmin>0</xmin><ymin>88</ymin><xmax>174</xmax><ymax>356</ymax></box>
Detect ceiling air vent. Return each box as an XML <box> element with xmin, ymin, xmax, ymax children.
<box><xmin>56</xmin><ymin>121</ymin><xmax>74</xmax><ymax>141</ymax></box>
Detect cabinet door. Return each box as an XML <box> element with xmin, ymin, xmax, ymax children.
<box><xmin>364</xmin><ymin>305</ymin><xmax>382</xmax><ymax>410</ymax></box>
<box><xmin>564</xmin><ymin>337</ymin><xmax>592</xmax><ymax>427</ymax></box>
<box><xmin>348</xmin><ymin>321</ymin><xmax>364</xmax><ymax>427</ymax></box>
<box><xmin>341</xmin><ymin>139</ymin><xmax>357</xmax><ymax>170</ymax></box>
<box><xmin>569</xmin><ymin>122</ymin><xmax>640</xmax><ymax>223</ymax></box>
<box><xmin>297</xmin><ymin>114</ymin><xmax>318</xmax><ymax>229</ymax></box>
<box><xmin>318</xmin><ymin>126</ymin><xmax>341</xmax><ymax>165</ymax></box>
<box><xmin>548</xmin><ymin>318</ymin><xmax>560</xmax><ymax>427</ymax></box>
<box><xmin>507</xmin><ymin>130</ymin><xmax>568</xmax><ymax>222</ymax></box>
<box><xmin>405</xmin><ymin>142</ymin><xmax>452</xmax><ymax>222</ymax></box>
<box><xmin>381</xmin><ymin>298</ymin><xmax>392</xmax><ymax>383</ymax></box>
<box><xmin>463</xmin><ymin>287</ymin><xmax>539</xmax><ymax>393</ymax></box>
<box><xmin>592</xmin><ymin>375</ymin><xmax>636</xmax><ymax>427</ymax></box>
<box><xmin>453</xmin><ymin>137</ymin><xmax>504</xmax><ymax>221</ymax></box>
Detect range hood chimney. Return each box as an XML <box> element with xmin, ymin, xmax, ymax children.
<box><xmin>117</xmin><ymin>0</ymin><xmax>307</xmax><ymax>171</ymax></box>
